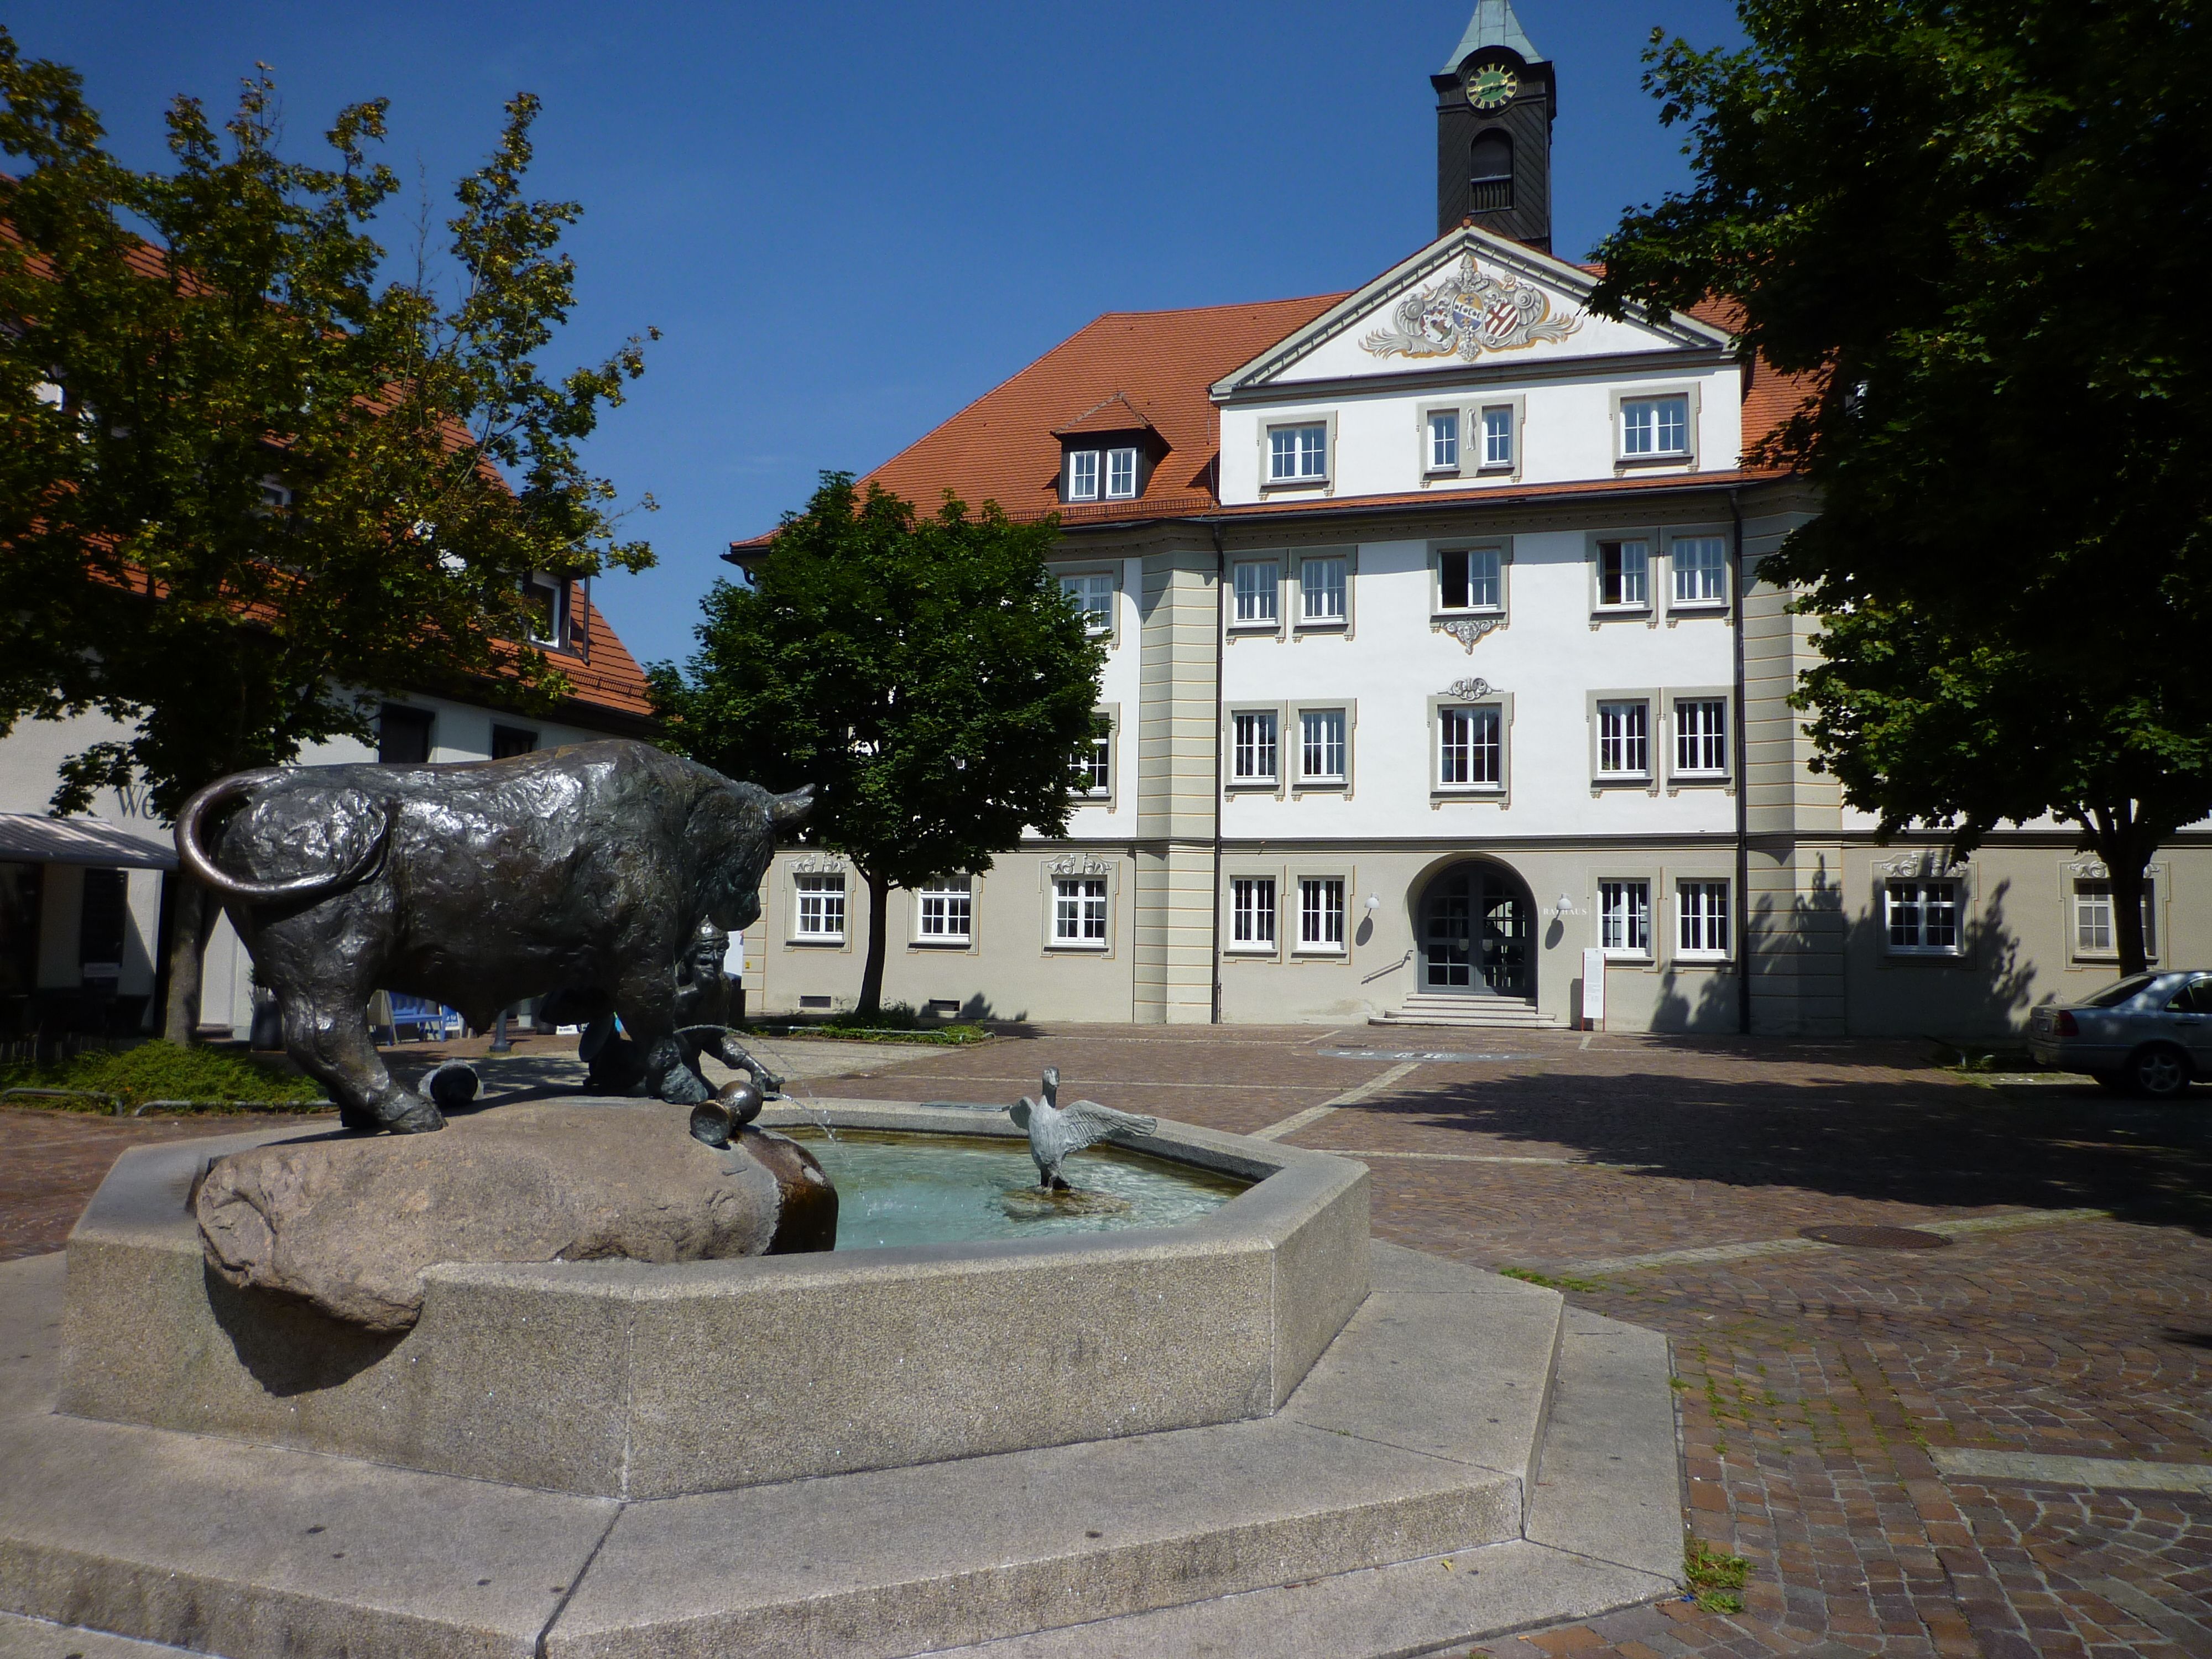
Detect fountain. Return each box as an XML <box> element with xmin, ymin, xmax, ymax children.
<box><xmin>0</xmin><ymin>742</ymin><xmax>1682</xmax><ymax>1658</ymax></box>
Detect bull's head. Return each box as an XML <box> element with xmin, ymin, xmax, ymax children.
<box><xmin>771</xmin><ymin>783</ymin><xmax>815</xmax><ymax>830</ymax></box>
<box><xmin>706</xmin><ymin>779</ymin><xmax>816</xmax><ymax>935</ymax></box>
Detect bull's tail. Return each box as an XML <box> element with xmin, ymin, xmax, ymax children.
<box><xmin>174</xmin><ymin>771</ymin><xmax>393</xmax><ymax>903</ymax></box>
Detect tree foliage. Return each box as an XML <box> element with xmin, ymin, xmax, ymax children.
<box><xmin>1590</xmin><ymin>0</ymin><xmax>2212</xmax><ymax>973</ymax></box>
<box><xmin>0</xmin><ymin>30</ymin><xmax>655</xmax><ymax>1033</ymax></box>
<box><xmin>649</xmin><ymin>474</ymin><xmax>1105</xmax><ymax>1014</ymax></box>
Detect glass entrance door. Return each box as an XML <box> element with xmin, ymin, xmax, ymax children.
<box><xmin>1420</xmin><ymin>866</ymin><xmax>1531</xmax><ymax>997</ymax></box>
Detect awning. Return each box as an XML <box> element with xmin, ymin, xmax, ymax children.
<box><xmin>0</xmin><ymin>814</ymin><xmax>176</xmax><ymax>870</ymax></box>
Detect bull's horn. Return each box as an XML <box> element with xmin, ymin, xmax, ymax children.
<box><xmin>175</xmin><ymin>772</ymin><xmax>394</xmax><ymax>903</ymax></box>
<box><xmin>770</xmin><ymin>783</ymin><xmax>815</xmax><ymax>827</ymax></box>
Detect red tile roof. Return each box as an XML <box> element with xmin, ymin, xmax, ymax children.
<box><xmin>729</xmin><ymin>275</ymin><xmax>1812</xmax><ymax>552</ymax></box>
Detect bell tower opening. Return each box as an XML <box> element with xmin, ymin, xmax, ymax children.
<box><xmin>1432</xmin><ymin>1</ymin><xmax>1555</xmax><ymax>252</ymax></box>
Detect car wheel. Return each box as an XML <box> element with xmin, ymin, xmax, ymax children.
<box><xmin>2125</xmin><ymin>1045</ymin><xmax>2192</xmax><ymax>1100</ymax></box>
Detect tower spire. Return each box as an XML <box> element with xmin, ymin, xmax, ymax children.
<box><xmin>1431</xmin><ymin>1</ymin><xmax>1556</xmax><ymax>251</ymax></box>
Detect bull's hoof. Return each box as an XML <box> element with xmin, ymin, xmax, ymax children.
<box><xmin>379</xmin><ymin>1093</ymin><xmax>447</xmax><ymax>1134</ymax></box>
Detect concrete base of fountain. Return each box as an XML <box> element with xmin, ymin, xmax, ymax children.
<box><xmin>0</xmin><ymin>1100</ymin><xmax>1683</xmax><ymax>1658</ymax></box>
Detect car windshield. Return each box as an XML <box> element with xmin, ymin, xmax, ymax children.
<box><xmin>2081</xmin><ymin>974</ymin><xmax>2162</xmax><ymax>1008</ymax></box>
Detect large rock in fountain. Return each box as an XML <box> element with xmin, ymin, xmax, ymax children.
<box><xmin>193</xmin><ymin>1100</ymin><xmax>835</xmax><ymax>1332</ymax></box>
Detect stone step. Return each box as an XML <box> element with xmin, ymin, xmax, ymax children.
<box><xmin>1374</xmin><ymin>1001</ymin><xmax>1559</xmax><ymax>1029</ymax></box>
<box><xmin>0</xmin><ymin>1246</ymin><xmax>1583</xmax><ymax>1659</ymax></box>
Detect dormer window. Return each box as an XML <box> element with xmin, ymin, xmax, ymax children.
<box><xmin>1067</xmin><ymin>450</ymin><xmax>1099</xmax><ymax>501</ymax></box>
<box><xmin>522</xmin><ymin>573</ymin><xmax>568</xmax><ymax>648</ymax></box>
<box><xmin>1054</xmin><ymin>395</ymin><xmax>1160</xmax><ymax>506</ymax></box>
<box><xmin>1105</xmin><ymin>446</ymin><xmax>1137</xmax><ymax>499</ymax></box>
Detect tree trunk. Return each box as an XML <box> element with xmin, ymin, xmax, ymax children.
<box><xmin>160</xmin><ymin>876</ymin><xmax>218</xmax><ymax>1045</ymax></box>
<box><xmin>857</xmin><ymin>867</ymin><xmax>891</xmax><ymax>1017</ymax></box>
<box><xmin>2087</xmin><ymin>805</ymin><xmax>2156</xmax><ymax>978</ymax></box>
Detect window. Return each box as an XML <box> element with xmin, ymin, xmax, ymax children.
<box><xmin>523</xmin><ymin>575</ymin><xmax>568</xmax><ymax>646</ymax></box>
<box><xmin>1052</xmin><ymin>877</ymin><xmax>1109</xmax><ymax>946</ymax></box>
<box><xmin>1067</xmin><ymin>450</ymin><xmax>1099</xmax><ymax>500</ymax></box>
<box><xmin>1599</xmin><ymin>880</ymin><xmax>1651</xmax><ymax>957</ymax></box>
<box><xmin>1232</xmin><ymin>711</ymin><xmax>1279</xmax><ymax>783</ymax></box>
<box><xmin>1300</xmin><ymin>708</ymin><xmax>1346</xmax><ymax>784</ymax></box>
<box><xmin>1672</xmin><ymin>536</ymin><xmax>1727</xmax><ymax>604</ymax></box>
<box><xmin>917</xmin><ymin>878</ymin><xmax>972</xmax><ymax>944</ymax></box>
<box><xmin>1621</xmin><ymin>395</ymin><xmax>1690</xmax><ymax>458</ymax></box>
<box><xmin>1231</xmin><ymin>878</ymin><xmax>1276</xmax><ymax>950</ymax></box>
<box><xmin>1438</xmin><ymin>547</ymin><xmax>1502</xmax><ymax>612</ymax></box>
<box><xmin>378</xmin><ymin>704</ymin><xmax>434</xmax><ymax>765</ymax></box>
<box><xmin>1267</xmin><ymin>422</ymin><xmax>1328</xmax><ymax>483</ymax></box>
<box><xmin>1597</xmin><ymin>541</ymin><xmax>1649</xmax><ymax>608</ymax></box>
<box><xmin>795</xmin><ymin>874</ymin><xmax>847</xmax><ymax>941</ymax></box>
<box><xmin>1428</xmin><ymin>409</ymin><xmax>1460</xmax><ymax>471</ymax></box>
<box><xmin>1677</xmin><ymin>880</ymin><xmax>1731</xmax><ymax>959</ymax></box>
<box><xmin>1105</xmin><ymin>447</ymin><xmax>1138</xmax><ymax>499</ymax></box>
<box><xmin>1298</xmin><ymin>878</ymin><xmax>1346</xmax><ymax>952</ymax></box>
<box><xmin>1232</xmin><ymin>560</ymin><xmax>1279</xmax><ymax>625</ymax></box>
<box><xmin>1469</xmin><ymin>129</ymin><xmax>1514</xmax><ymax>211</ymax></box>
<box><xmin>258</xmin><ymin>474</ymin><xmax>293</xmax><ymax>511</ymax></box>
<box><xmin>1480</xmin><ymin>404</ymin><xmax>1514</xmax><ymax>468</ymax></box>
<box><xmin>1885</xmin><ymin>880</ymin><xmax>1961</xmax><ymax>954</ymax></box>
<box><xmin>1074</xmin><ymin>718</ymin><xmax>1111</xmax><ymax>797</ymax></box>
<box><xmin>2074</xmin><ymin>879</ymin><xmax>2156</xmax><ymax>959</ymax></box>
<box><xmin>1674</xmin><ymin>699</ymin><xmax>1728</xmax><ymax>776</ymax></box>
<box><xmin>491</xmin><ymin>724</ymin><xmax>538</xmax><ymax>760</ymax></box>
<box><xmin>1597</xmin><ymin>701</ymin><xmax>1650</xmax><ymax>778</ymax></box>
<box><xmin>1438</xmin><ymin>705</ymin><xmax>1501</xmax><ymax>788</ymax></box>
<box><xmin>1061</xmin><ymin>572</ymin><xmax>1114</xmax><ymax>634</ymax></box>
<box><xmin>1300</xmin><ymin>556</ymin><xmax>1347</xmax><ymax>623</ymax></box>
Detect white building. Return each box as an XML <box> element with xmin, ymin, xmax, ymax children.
<box><xmin>735</xmin><ymin>1</ymin><xmax>2205</xmax><ymax>1036</ymax></box>
<box><xmin>0</xmin><ymin>584</ymin><xmax>658</xmax><ymax>1042</ymax></box>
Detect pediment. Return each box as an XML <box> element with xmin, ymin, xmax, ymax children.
<box><xmin>1213</xmin><ymin>226</ymin><xmax>1733</xmax><ymax>398</ymax></box>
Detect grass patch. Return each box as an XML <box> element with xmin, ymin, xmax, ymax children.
<box><xmin>0</xmin><ymin>1043</ymin><xmax>329</xmax><ymax>1114</ymax></box>
<box><xmin>1684</xmin><ymin>1533</ymin><xmax>1750</xmax><ymax>1614</ymax></box>
<box><xmin>747</xmin><ymin>1013</ymin><xmax>993</xmax><ymax>1046</ymax></box>
<box><xmin>1498</xmin><ymin>1265</ymin><xmax>1610</xmax><ymax>1295</ymax></box>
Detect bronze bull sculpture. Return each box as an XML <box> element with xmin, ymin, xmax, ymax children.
<box><xmin>175</xmin><ymin>739</ymin><xmax>811</xmax><ymax>1134</ymax></box>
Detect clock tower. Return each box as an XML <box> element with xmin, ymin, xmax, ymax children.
<box><xmin>1433</xmin><ymin>0</ymin><xmax>1555</xmax><ymax>252</ymax></box>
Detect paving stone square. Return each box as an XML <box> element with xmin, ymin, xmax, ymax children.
<box><xmin>4</xmin><ymin>1022</ymin><xmax>2206</xmax><ymax>1657</ymax></box>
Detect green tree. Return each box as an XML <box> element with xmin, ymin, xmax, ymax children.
<box><xmin>648</xmin><ymin>473</ymin><xmax>1105</xmax><ymax>1016</ymax></box>
<box><xmin>1590</xmin><ymin>0</ymin><xmax>2212</xmax><ymax>975</ymax></box>
<box><xmin>0</xmin><ymin>32</ymin><xmax>655</xmax><ymax>1037</ymax></box>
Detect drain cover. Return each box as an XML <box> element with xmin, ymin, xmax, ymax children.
<box><xmin>1799</xmin><ymin>1224</ymin><xmax>1952</xmax><ymax>1250</ymax></box>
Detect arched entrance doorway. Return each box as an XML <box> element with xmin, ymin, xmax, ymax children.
<box><xmin>1417</xmin><ymin>862</ymin><xmax>1534</xmax><ymax>1000</ymax></box>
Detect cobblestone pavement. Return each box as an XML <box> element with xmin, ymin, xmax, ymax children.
<box><xmin>3</xmin><ymin>1022</ymin><xmax>2206</xmax><ymax>1656</ymax></box>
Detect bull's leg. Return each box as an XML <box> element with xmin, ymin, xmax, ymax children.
<box><xmin>280</xmin><ymin>990</ymin><xmax>444</xmax><ymax>1134</ymax></box>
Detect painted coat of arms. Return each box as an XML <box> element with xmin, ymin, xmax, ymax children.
<box><xmin>1360</xmin><ymin>255</ymin><xmax>1581</xmax><ymax>361</ymax></box>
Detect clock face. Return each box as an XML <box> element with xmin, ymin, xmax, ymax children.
<box><xmin>1464</xmin><ymin>61</ymin><xmax>1519</xmax><ymax>111</ymax></box>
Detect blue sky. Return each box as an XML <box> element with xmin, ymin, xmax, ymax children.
<box><xmin>6</xmin><ymin>1</ymin><xmax>1744</xmax><ymax>671</ymax></box>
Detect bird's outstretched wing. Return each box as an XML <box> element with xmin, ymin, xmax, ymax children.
<box><xmin>1057</xmin><ymin>1099</ymin><xmax>1157</xmax><ymax>1154</ymax></box>
<box><xmin>1009</xmin><ymin>1099</ymin><xmax>1034</xmax><ymax>1132</ymax></box>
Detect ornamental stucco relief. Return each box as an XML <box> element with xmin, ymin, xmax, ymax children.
<box><xmin>1361</xmin><ymin>255</ymin><xmax>1582</xmax><ymax>362</ymax></box>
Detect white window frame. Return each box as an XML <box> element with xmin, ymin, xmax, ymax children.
<box><xmin>1296</xmin><ymin>705</ymin><xmax>1349</xmax><ymax>789</ymax></box>
<box><xmin>1229</xmin><ymin>707</ymin><xmax>1282</xmax><ymax>788</ymax></box>
<box><xmin>1670</xmin><ymin>693</ymin><xmax>1731</xmax><ymax>782</ymax></box>
<box><xmin>1675</xmin><ymin>879</ymin><xmax>1732</xmax><ymax>962</ymax></box>
<box><xmin>1297</xmin><ymin>552</ymin><xmax>1348</xmax><ymax>628</ymax></box>
<box><xmin>915</xmin><ymin>877</ymin><xmax>974</xmax><ymax>947</ymax></box>
<box><xmin>1591</xmin><ymin>694</ymin><xmax>1655</xmax><ymax>785</ymax></box>
<box><xmin>1228</xmin><ymin>875</ymin><xmax>1278</xmax><ymax>954</ymax></box>
<box><xmin>1433</xmin><ymin>543</ymin><xmax>1507</xmax><ymax>617</ymax></box>
<box><xmin>1050</xmin><ymin>875</ymin><xmax>1111</xmax><ymax>950</ymax></box>
<box><xmin>1597</xmin><ymin>878</ymin><xmax>1653</xmax><ymax>961</ymax></box>
<box><xmin>1059</xmin><ymin>570</ymin><xmax>1117</xmax><ymax>639</ymax></box>
<box><xmin>1593</xmin><ymin>539</ymin><xmax>1652</xmax><ymax>613</ymax></box>
<box><xmin>1295</xmin><ymin>875</ymin><xmax>1348</xmax><ymax>956</ymax></box>
<box><xmin>1074</xmin><ymin>706</ymin><xmax>1116</xmax><ymax>804</ymax></box>
<box><xmin>1884</xmin><ymin>879</ymin><xmax>1964</xmax><ymax>957</ymax></box>
<box><xmin>1432</xmin><ymin>698</ymin><xmax>1509</xmax><ymax>797</ymax></box>
<box><xmin>1104</xmin><ymin>446</ymin><xmax>1139</xmax><ymax>500</ymax></box>
<box><xmin>1478</xmin><ymin>400</ymin><xmax>1518</xmax><ymax>471</ymax></box>
<box><xmin>523</xmin><ymin>573</ymin><xmax>569</xmax><ymax>648</ymax></box>
<box><xmin>1616</xmin><ymin>391</ymin><xmax>1694</xmax><ymax>462</ymax></box>
<box><xmin>1668</xmin><ymin>534</ymin><xmax>1729</xmax><ymax>611</ymax></box>
<box><xmin>1426</xmin><ymin>406</ymin><xmax>1461</xmax><ymax>474</ymax></box>
<box><xmin>1066</xmin><ymin>449</ymin><xmax>1100</xmax><ymax>502</ymax></box>
<box><xmin>1230</xmin><ymin>559</ymin><xmax>1281</xmax><ymax>630</ymax></box>
<box><xmin>1261</xmin><ymin>415</ymin><xmax>1333</xmax><ymax>488</ymax></box>
<box><xmin>792</xmin><ymin>872</ymin><xmax>848</xmax><ymax>945</ymax></box>
<box><xmin>2071</xmin><ymin>875</ymin><xmax>2157</xmax><ymax>962</ymax></box>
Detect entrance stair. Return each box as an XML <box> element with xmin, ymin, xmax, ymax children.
<box><xmin>1374</xmin><ymin>993</ymin><xmax>1559</xmax><ymax>1030</ymax></box>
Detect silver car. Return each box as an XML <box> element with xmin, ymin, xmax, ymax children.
<box><xmin>2027</xmin><ymin>971</ymin><xmax>2212</xmax><ymax>1098</ymax></box>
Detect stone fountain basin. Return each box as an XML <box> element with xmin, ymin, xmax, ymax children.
<box><xmin>57</xmin><ymin>1099</ymin><xmax>1368</xmax><ymax>1501</ymax></box>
